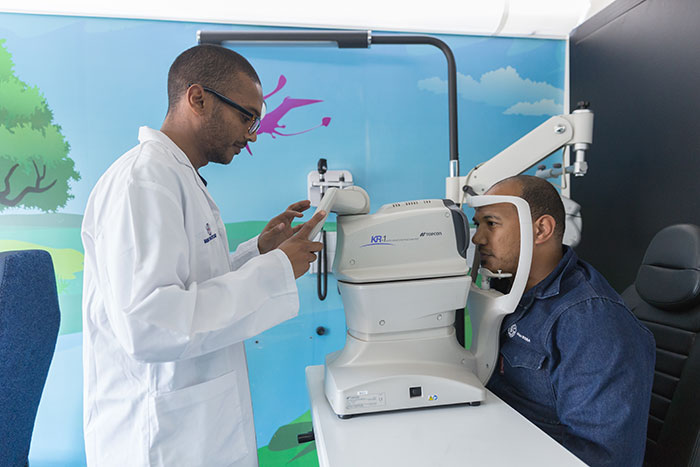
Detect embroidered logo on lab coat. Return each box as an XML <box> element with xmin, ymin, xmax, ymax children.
<box><xmin>203</xmin><ymin>223</ymin><xmax>217</xmax><ymax>244</ymax></box>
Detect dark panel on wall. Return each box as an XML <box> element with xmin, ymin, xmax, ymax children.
<box><xmin>570</xmin><ymin>0</ymin><xmax>700</xmax><ymax>292</ymax></box>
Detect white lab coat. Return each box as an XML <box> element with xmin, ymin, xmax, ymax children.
<box><xmin>81</xmin><ymin>127</ymin><xmax>299</xmax><ymax>466</ymax></box>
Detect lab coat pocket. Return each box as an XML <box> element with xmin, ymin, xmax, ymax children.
<box><xmin>149</xmin><ymin>370</ymin><xmax>249</xmax><ymax>466</ymax></box>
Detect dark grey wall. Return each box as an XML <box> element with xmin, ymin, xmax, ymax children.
<box><xmin>570</xmin><ymin>0</ymin><xmax>700</xmax><ymax>292</ymax></box>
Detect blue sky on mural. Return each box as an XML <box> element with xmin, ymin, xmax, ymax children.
<box><xmin>0</xmin><ymin>13</ymin><xmax>564</xmax><ymax>224</ymax></box>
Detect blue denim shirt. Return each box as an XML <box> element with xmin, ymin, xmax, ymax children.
<box><xmin>486</xmin><ymin>246</ymin><xmax>655</xmax><ymax>466</ymax></box>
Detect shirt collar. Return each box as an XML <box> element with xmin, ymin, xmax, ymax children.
<box><xmin>521</xmin><ymin>245</ymin><xmax>578</xmax><ymax>303</ymax></box>
<box><xmin>138</xmin><ymin>126</ymin><xmax>208</xmax><ymax>186</ymax></box>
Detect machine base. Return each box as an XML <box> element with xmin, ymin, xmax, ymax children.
<box><xmin>324</xmin><ymin>328</ymin><xmax>485</xmax><ymax>417</ymax></box>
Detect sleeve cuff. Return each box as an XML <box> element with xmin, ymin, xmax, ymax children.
<box><xmin>266</xmin><ymin>248</ymin><xmax>297</xmax><ymax>292</ymax></box>
<box><xmin>229</xmin><ymin>235</ymin><xmax>261</xmax><ymax>271</ymax></box>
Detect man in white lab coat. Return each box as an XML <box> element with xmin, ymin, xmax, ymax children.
<box><xmin>81</xmin><ymin>45</ymin><xmax>325</xmax><ymax>466</ymax></box>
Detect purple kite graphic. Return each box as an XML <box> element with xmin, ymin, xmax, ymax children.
<box><xmin>246</xmin><ymin>75</ymin><xmax>331</xmax><ymax>154</ymax></box>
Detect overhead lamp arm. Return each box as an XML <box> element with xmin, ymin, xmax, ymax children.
<box><xmin>197</xmin><ymin>30</ymin><xmax>371</xmax><ymax>48</ymax></box>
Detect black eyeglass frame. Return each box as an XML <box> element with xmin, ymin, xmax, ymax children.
<box><xmin>190</xmin><ymin>84</ymin><xmax>265</xmax><ymax>134</ymax></box>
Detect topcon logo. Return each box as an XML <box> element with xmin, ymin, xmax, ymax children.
<box><xmin>420</xmin><ymin>232</ymin><xmax>443</xmax><ymax>237</ymax></box>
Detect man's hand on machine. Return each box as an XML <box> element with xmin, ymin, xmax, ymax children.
<box><xmin>258</xmin><ymin>200</ymin><xmax>312</xmax><ymax>254</ymax></box>
<box><xmin>278</xmin><ymin>210</ymin><xmax>326</xmax><ymax>278</ymax></box>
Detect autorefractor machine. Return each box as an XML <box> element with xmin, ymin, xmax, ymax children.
<box><xmin>306</xmin><ymin>107</ymin><xmax>594</xmax><ymax>418</ymax></box>
<box><xmin>192</xmin><ymin>28</ymin><xmax>595</xmax><ymax>419</ymax></box>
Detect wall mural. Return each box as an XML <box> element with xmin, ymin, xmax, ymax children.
<box><xmin>0</xmin><ymin>13</ymin><xmax>565</xmax><ymax>467</ymax></box>
<box><xmin>419</xmin><ymin>65</ymin><xmax>564</xmax><ymax>116</ymax></box>
<box><xmin>248</xmin><ymin>74</ymin><xmax>331</xmax><ymax>154</ymax></box>
<box><xmin>0</xmin><ymin>41</ymin><xmax>79</xmax><ymax>212</ymax></box>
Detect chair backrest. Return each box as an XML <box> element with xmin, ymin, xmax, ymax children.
<box><xmin>0</xmin><ymin>250</ymin><xmax>61</xmax><ymax>467</ymax></box>
<box><xmin>621</xmin><ymin>224</ymin><xmax>700</xmax><ymax>467</ymax></box>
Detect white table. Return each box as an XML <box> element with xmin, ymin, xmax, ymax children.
<box><xmin>305</xmin><ymin>365</ymin><xmax>586</xmax><ymax>466</ymax></box>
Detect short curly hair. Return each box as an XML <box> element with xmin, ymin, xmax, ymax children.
<box><xmin>166</xmin><ymin>44</ymin><xmax>260</xmax><ymax>113</ymax></box>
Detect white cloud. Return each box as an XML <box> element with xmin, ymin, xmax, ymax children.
<box><xmin>418</xmin><ymin>66</ymin><xmax>563</xmax><ymax>115</ymax></box>
<box><xmin>504</xmin><ymin>99</ymin><xmax>562</xmax><ymax>116</ymax></box>
<box><xmin>417</xmin><ymin>76</ymin><xmax>447</xmax><ymax>94</ymax></box>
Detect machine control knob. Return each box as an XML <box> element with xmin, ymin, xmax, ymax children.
<box><xmin>575</xmin><ymin>100</ymin><xmax>590</xmax><ymax>110</ymax></box>
<box><xmin>316</xmin><ymin>326</ymin><xmax>326</xmax><ymax>336</ymax></box>
<box><xmin>317</xmin><ymin>158</ymin><xmax>327</xmax><ymax>175</ymax></box>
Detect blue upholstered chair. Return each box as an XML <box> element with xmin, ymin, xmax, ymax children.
<box><xmin>0</xmin><ymin>250</ymin><xmax>61</xmax><ymax>467</ymax></box>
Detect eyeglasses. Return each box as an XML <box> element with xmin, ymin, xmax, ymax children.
<box><xmin>194</xmin><ymin>84</ymin><xmax>266</xmax><ymax>135</ymax></box>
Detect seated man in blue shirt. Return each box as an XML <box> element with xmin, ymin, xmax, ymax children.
<box><xmin>473</xmin><ymin>175</ymin><xmax>655</xmax><ymax>466</ymax></box>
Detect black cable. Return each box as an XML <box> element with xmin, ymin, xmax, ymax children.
<box><xmin>317</xmin><ymin>229</ymin><xmax>328</xmax><ymax>300</ymax></box>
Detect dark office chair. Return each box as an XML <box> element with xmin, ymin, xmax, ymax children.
<box><xmin>621</xmin><ymin>224</ymin><xmax>700</xmax><ymax>467</ymax></box>
<box><xmin>0</xmin><ymin>250</ymin><xmax>61</xmax><ymax>467</ymax></box>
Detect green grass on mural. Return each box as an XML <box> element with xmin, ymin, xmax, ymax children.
<box><xmin>257</xmin><ymin>411</ymin><xmax>319</xmax><ymax>467</ymax></box>
<box><xmin>225</xmin><ymin>221</ymin><xmax>266</xmax><ymax>251</ymax></box>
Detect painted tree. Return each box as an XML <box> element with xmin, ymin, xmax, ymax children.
<box><xmin>0</xmin><ymin>39</ymin><xmax>79</xmax><ymax>212</ymax></box>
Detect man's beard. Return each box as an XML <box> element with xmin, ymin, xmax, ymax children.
<box><xmin>201</xmin><ymin>108</ymin><xmax>233</xmax><ymax>165</ymax></box>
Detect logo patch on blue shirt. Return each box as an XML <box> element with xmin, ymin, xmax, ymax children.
<box><xmin>507</xmin><ymin>323</ymin><xmax>531</xmax><ymax>343</ymax></box>
<box><xmin>508</xmin><ymin>323</ymin><xmax>517</xmax><ymax>338</ymax></box>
